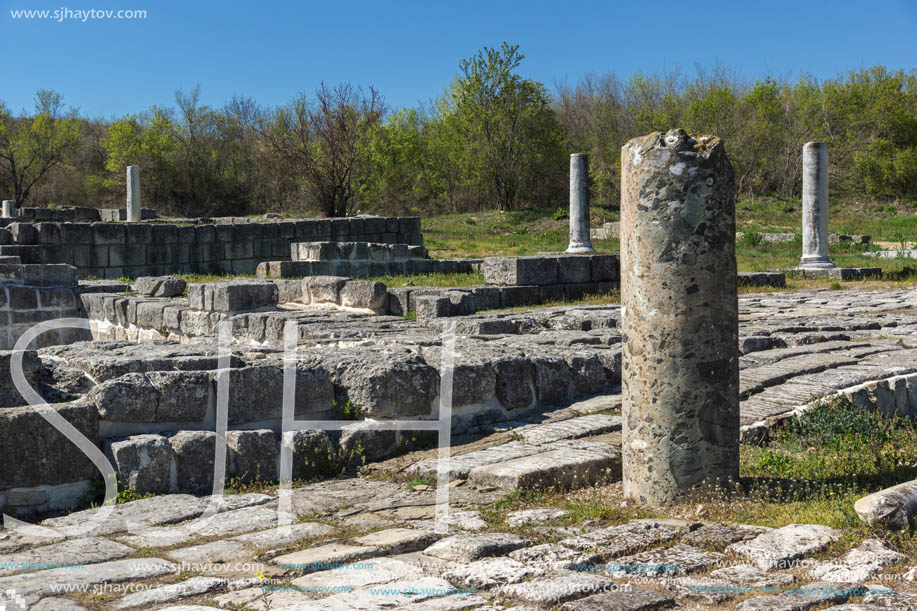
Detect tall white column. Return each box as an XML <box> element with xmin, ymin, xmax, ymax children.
<box><xmin>566</xmin><ymin>153</ymin><xmax>595</xmax><ymax>254</ymax></box>
<box><xmin>126</xmin><ymin>165</ymin><xmax>141</xmax><ymax>222</ymax></box>
<box><xmin>799</xmin><ymin>142</ymin><xmax>834</xmax><ymax>269</ymax></box>
<box><xmin>1</xmin><ymin>200</ymin><xmax>15</xmax><ymax>218</ymax></box>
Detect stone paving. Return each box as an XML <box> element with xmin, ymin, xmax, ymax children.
<box><xmin>3</xmin><ymin>287</ymin><xmax>917</xmax><ymax>608</ymax></box>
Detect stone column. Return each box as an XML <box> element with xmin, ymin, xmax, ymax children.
<box><xmin>1</xmin><ymin>200</ymin><xmax>15</xmax><ymax>218</ymax></box>
<box><xmin>620</xmin><ymin>129</ymin><xmax>739</xmax><ymax>506</ymax></box>
<box><xmin>126</xmin><ymin>165</ymin><xmax>141</xmax><ymax>222</ymax></box>
<box><xmin>566</xmin><ymin>153</ymin><xmax>595</xmax><ymax>254</ymax></box>
<box><xmin>799</xmin><ymin>142</ymin><xmax>834</xmax><ymax>269</ymax></box>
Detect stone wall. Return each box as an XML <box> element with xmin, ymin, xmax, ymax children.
<box><xmin>0</xmin><ymin>216</ymin><xmax>422</xmax><ymax>279</ymax></box>
<box><xmin>8</xmin><ymin>206</ymin><xmax>157</xmax><ymax>223</ymax></box>
<box><xmin>0</xmin><ymin>260</ymin><xmax>87</xmax><ymax>349</ymax></box>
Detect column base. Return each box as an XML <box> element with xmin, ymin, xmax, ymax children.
<box><xmin>798</xmin><ymin>256</ymin><xmax>836</xmax><ymax>269</ymax></box>
<box><xmin>565</xmin><ymin>243</ymin><xmax>596</xmax><ymax>254</ymax></box>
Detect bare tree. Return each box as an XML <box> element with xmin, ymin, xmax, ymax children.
<box><xmin>263</xmin><ymin>83</ymin><xmax>385</xmax><ymax>217</ymax></box>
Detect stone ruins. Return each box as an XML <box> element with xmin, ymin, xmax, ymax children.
<box><xmin>0</xmin><ymin>129</ymin><xmax>914</xmax><ymax>610</ymax></box>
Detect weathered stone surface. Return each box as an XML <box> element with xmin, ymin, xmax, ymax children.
<box><xmin>610</xmin><ymin>544</ymin><xmax>726</xmax><ymax>578</ymax></box>
<box><xmin>727</xmin><ymin>524</ymin><xmax>841</xmax><ymax>569</ymax></box>
<box><xmin>620</xmin><ymin>128</ymin><xmax>739</xmax><ymax>506</ymax></box>
<box><xmin>272</xmin><ymin>543</ymin><xmax>375</xmax><ymax>573</ymax></box>
<box><xmin>227</xmin><ymin>429</ymin><xmax>279</xmax><ymax>482</ymax></box>
<box><xmin>0</xmin><ymin>536</ymin><xmax>135</xmax><ymax>577</ymax></box>
<box><xmin>423</xmin><ymin>533</ymin><xmax>530</xmax><ymax>562</ymax></box>
<box><xmin>165</xmin><ymin>539</ymin><xmax>247</xmax><ymax>564</ymax></box>
<box><xmin>808</xmin><ymin>539</ymin><xmax>905</xmax><ymax>582</ymax></box>
<box><xmin>0</xmin><ymin>400</ymin><xmax>99</xmax><ymax>490</ymax></box>
<box><xmin>115</xmin><ymin>576</ymin><xmax>225</xmax><ymax>608</ymax></box>
<box><xmin>105</xmin><ymin>434</ymin><xmax>173</xmax><ymax>494</ymax></box>
<box><xmin>735</xmin><ymin>581</ymin><xmax>853</xmax><ymax>610</ymax></box>
<box><xmin>353</xmin><ymin>528</ymin><xmax>437</xmax><ymax>554</ymax></box>
<box><xmin>510</xmin><ymin>414</ymin><xmax>621</xmax><ymax>445</ymax></box>
<box><xmin>468</xmin><ymin>441</ymin><xmax>618</xmax><ymax>490</ymax></box>
<box><xmin>90</xmin><ymin>371</ymin><xmax>211</xmax><ymax>423</ymax></box>
<box><xmin>507</xmin><ymin>508</ymin><xmax>569</xmax><ymax>527</ymax></box>
<box><xmin>339</xmin><ymin>422</ymin><xmax>398</xmax><ymax>463</ymax></box>
<box><xmin>339</xmin><ymin>280</ymin><xmax>387</xmax><ymax>311</ymax></box>
<box><xmin>133</xmin><ymin>275</ymin><xmax>187</xmax><ymax>297</ymax></box>
<box><xmin>0</xmin><ymin>557</ymin><xmax>176</xmax><ymax>599</ymax></box>
<box><xmin>559</xmin><ymin>521</ymin><xmax>683</xmax><ymax>557</ymax></box>
<box><xmin>854</xmin><ymin>479</ymin><xmax>917</xmax><ymax>530</ymax></box>
<box><xmin>509</xmin><ymin>543</ymin><xmax>601</xmax><ymax>571</ymax></box>
<box><xmin>233</xmin><ymin>521</ymin><xmax>334</xmax><ymax>549</ymax></box>
<box><xmin>443</xmin><ymin>556</ymin><xmax>541</xmax><ymax>590</ymax></box>
<box><xmin>682</xmin><ymin>523</ymin><xmax>771</xmax><ymax>548</ymax></box>
<box><xmin>290</xmin><ymin>556</ymin><xmax>423</xmax><ymax>591</ymax></box>
<box><xmin>169</xmin><ymin>430</ymin><xmax>221</xmax><ymax>494</ymax></box>
<box><xmin>799</xmin><ymin>142</ymin><xmax>835</xmax><ymax>270</ymax></box>
<box><xmin>307</xmin><ymin>276</ymin><xmax>348</xmax><ymax>305</ymax></box>
<box><xmin>559</xmin><ymin>587</ymin><xmax>676</xmax><ymax>611</ymax></box>
<box><xmin>498</xmin><ymin>570</ymin><xmax>617</xmax><ymax>606</ymax></box>
<box><xmin>708</xmin><ymin>563</ymin><xmax>796</xmax><ymax>587</ymax></box>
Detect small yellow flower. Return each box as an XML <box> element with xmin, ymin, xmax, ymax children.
<box><xmin>256</xmin><ymin>570</ymin><xmax>266</xmax><ymax>581</ymax></box>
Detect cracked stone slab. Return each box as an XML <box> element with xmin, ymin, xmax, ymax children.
<box><xmin>0</xmin><ymin>536</ymin><xmax>135</xmax><ymax>576</ymax></box>
<box><xmin>467</xmin><ymin>441</ymin><xmax>619</xmax><ymax>490</ymax></box>
<box><xmin>291</xmin><ymin>556</ymin><xmax>425</xmax><ymax>590</ymax></box>
<box><xmin>507</xmin><ymin>508</ymin><xmax>569</xmax><ymax>527</ymax></box>
<box><xmin>808</xmin><ymin>539</ymin><xmax>905</xmax><ymax>582</ymax></box>
<box><xmin>38</xmin><ymin>492</ymin><xmax>272</xmax><ymax>536</ymax></box>
<box><xmin>862</xmin><ymin>583</ymin><xmax>917</xmax><ymax>609</ymax></box>
<box><xmin>610</xmin><ymin>544</ymin><xmax>726</xmax><ymax>578</ymax></box>
<box><xmin>660</xmin><ymin>576</ymin><xmax>741</xmax><ymax>604</ymax></box>
<box><xmin>423</xmin><ymin>533</ymin><xmax>530</xmax><ymax>562</ymax></box>
<box><xmin>352</xmin><ymin>528</ymin><xmax>438</xmax><ymax>555</ymax></box>
<box><xmin>115</xmin><ymin>576</ymin><xmax>225</xmax><ymax>608</ymax></box>
<box><xmin>510</xmin><ymin>414</ymin><xmax>622</xmax><ymax>445</ymax></box>
<box><xmin>709</xmin><ymin>563</ymin><xmax>796</xmax><ymax>587</ymax></box>
<box><xmin>31</xmin><ymin>599</ymin><xmax>90</xmax><ymax>611</ymax></box>
<box><xmin>438</xmin><ymin>510</ymin><xmax>487</xmax><ymax>532</ymax></box>
<box><xmin>272</xmin><ymin>543</ymin><xmax>375</xmax><ymax>573</ymax></box>
<box><xmin>735</xmin><ymin>581</ymin><xmax>857</xmax><ymax>610</ymax></box>
<box><xmin>262</xmin><ymin>576</ymin><xmax>465</xmax><ymax>610</ymax></box>
<box><xmin>682</xmin><ymin>523</ymin><xmax>771</xmax><ymax>549</ymax></box>
<box><xmin>509</xmin><ymin>543</ymin><xmax>601</xmax><ymax>571</ymax></box>
<box><xmin>233</xmin><ymin>522</ymin><xmax>335</xmax><ymax>549</ymax></box>
<box><xmin>498</xmin><ymin>570</ymin><xmax>618</xmax><ymax>607</ymax></box>
<box><xmin>442</xmin><ymin>556</ymin><xmax>542</xmax><ymax>590</ymax></box>
<box><xmin>558</xmin><ymin>586</ymin><xmax>675</xmax><ymax>610</ymax></box>
<box><xmin>165</xmin><ymin>539</ymin><xmax>248</xmax><ymax>565</ymax></box>
<box><xmin>727</xmin><ymin>524</ymin><xmax>841</xmax><ymax>569</ymax></box>
<box><xmin>559</xmin><ymin>521</ymin><xmax>683</xmax><ymax>557</ymax></box>
<box><xmin>121</xmin><ymin>505</ymin><xmax>289</xmax><ymax>547</ymax></box>
<box><xmin>0</xmin><ymin>557</ymin><xmax>176</xmax><ymax>598</ymax></box>
<box><xmin>409</xmin><ymin>441</ymin><xmax>546</xmax><ymax>479</ymax></box>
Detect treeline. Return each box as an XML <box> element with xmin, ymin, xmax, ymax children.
<box><xmin>1</xmin><ymin>44</ymin><xmax>915</xmax><ymax>218</ymax></box>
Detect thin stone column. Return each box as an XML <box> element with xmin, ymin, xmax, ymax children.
<box><xmin>126</xmin><ymin>165</ymin><xmax>141</xmax><ymax>222</ymax></box>
<box><xmin>1</xmin><ymin>200</ymin><xmax>14</xmax><ymax>218</ymax></box>
<box><xmin>620</xmin><ymin>129</ymin><xmax>739</xmax><ymax>506</ymax></box>
<box><xmin>566</xmin><ymin>153</ymin><xmax>595</xmax><ymax>253</ymax></box>
<box><xmin>799</xmin><ymin>142</ymin><xmax>834</xmax><ymax>269</ymax></box>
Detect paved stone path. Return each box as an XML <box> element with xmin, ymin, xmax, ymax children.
<box><xmin>3</xmin><ymin>288</ymin><xmax>917</xmax><ymax>609</ymax></box>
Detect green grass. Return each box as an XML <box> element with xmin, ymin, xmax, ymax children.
<box><xmin>367</xmin><ymin>272</ymin><xmax>484</xmax><ymax>288</ymax></box>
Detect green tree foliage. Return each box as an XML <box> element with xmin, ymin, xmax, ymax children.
<box><xmin>1</xmin><ymin>58</ymin><xmax>915</xmax><ymax>216</ymax></box>
<box><xmin>432</xmin><ymin>43</ymin><xmax>565</xmax><ymax>211</ymax></box>
<box><xmin>0</xmin><ymin>90</ymin><xmax>80</xmax><ymax>205</ymax></box>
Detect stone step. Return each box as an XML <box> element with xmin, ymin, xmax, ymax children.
<box><xmin>467</xmin><ymin>440</ymin><xmax>620</xmax><ymax>491</ymax></box>
<box><xmin>740</xmin><ymin>353</ymin><xmax>860</xmax><ymax>397</ymax></box>
<box><xmin>509</xmin><ymin>414</ymin><xmax>622</xmax><ymax>444</ymax></box>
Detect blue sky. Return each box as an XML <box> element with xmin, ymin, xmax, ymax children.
<box><xmin>1</xmin><ymin>0</ymin><xmax>915</xmax><ymax>118</ymax></box>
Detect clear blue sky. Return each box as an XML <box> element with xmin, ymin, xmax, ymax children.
<box><xmin>1</xmin><ymin>0</ymin><xmax>915</xmax><ymax>118</ymax></box>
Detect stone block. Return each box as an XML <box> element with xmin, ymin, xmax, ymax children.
<box><xmin>59</xmin><ymin>223</ymin><xmax>92</xmax><ymax>245</ymax></box>
<box><xmin>534</xmin><ymin>355</ymin><xmax>574</xmax><ymax>405</ymax></box>
<box><xmin>210</xmin><ymin>280</ymin><xmax>278</xmax><ymax>313</ymax></box>
<box><xmin>21</xmin><ymin>263</ymin><xmax>79</xmax><ymax>286</ymax></box>
<box><xmin>275</xmin><ymin>279</ymin><xmax>304</xmax><ymax>304</ymax></box>
<box><xmin>169</xmin><ymin>430</ymin><xmax>221</xmax><ymax>494</ymax></box>
<box><xmin>307</xmin><ymin>276</ymin><xmax>348</xmax><ymax>305</ymax></box>
<box><xmin>9</xmin><ymin>286</ymin><xmax>37</xmax><ymax>309</ymax></box>
<box><xmin>557</xmin><ymin>255</ymin><xmax>592</xmax><ymax>284</ymax></box>
<box><xmin>227</xmin><ymin>429</ymin><xmax>279</xmax><ymax>483</ymax></box>
<box><xmin>9</xmin><ymin>222</ymin><xmax>37</xmax><ymax>244</ymax></box>
<box><xmin>105</xmin><ymin>434</ymin><xmax>173</xmax><ymax>494</ymax></box>
<box><xmin>283</xmin><ymin>430</ymin><xmax>335</xmax><ymax>480</ymax></box>
<box><xmin>0</xmin><ymin>400</ymin><xmax>100</xmax><ymax>489</ymax></box>
<box><xmin>340</xmin><ymin>281</ymin><xmax>387</xmax><ymax>311</ymax></box>
<box><xmin>471</xmin><ymin>286</ymin><xmax>501</xmax><ymax>311</ymax></box>
<box><xmin>500</xmin><ymin>285</ymin><xmax>541</xmax><ymax>308</ymax></box>
<box><xmin>37</xmin><ymin>287</ymin><xmax>77</xmax><ymax>309</ymax></box>
<box><xmin>339</xmin><ymin>422</ymin><xmax>398</xmax><ymax>463</ymax></box>
<box><xmin>386</xmin><ymin>288</ymin><xmax>411</xmax><ymax>316</ymax></box>
<box><xmin>135</xmin><ymin>300</ymin><xmax>168</xmax><ymax>329</ymax></box>
<box><xmin>133</xmin><ymin>276</ymin><xmax>187</xmax><ymax>297</ymax></box>
<box><xmin>221</xmin><ymin>365</ymin><xmax>335</xmax><ymax>425</ymax></box>
<box><xmin>589</xmin><ymin>254</ymin><xmax>619</xmax><ymax>282</ymax></box>
<box><xmin>415</xmin><ymin>296</ymin><xmax>451</xmax><ymax>321</ymax></box>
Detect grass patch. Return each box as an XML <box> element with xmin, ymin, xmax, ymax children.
<box><xmin>368</xmin><ymin>272</ymin><xmax>484</xmax><ymax>288</ymax></box>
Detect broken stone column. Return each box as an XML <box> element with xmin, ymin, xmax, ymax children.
<box><xmin>620</xmin><ymin>129</ymin><xmax>739</xmax><ymax>506</ymax></box>
<box><xmin>799</xmin><ymin>142</ymin><xmax>835</xmax><ymax>269</ymax></box>
<box><xmin>1</xmin><ymin>200</ymin><xmax>14</xmax><ymax>218</ymax></box>
<box><xmin>126</xmin><ymin>165</ymin><xmax>141</xmax><ymax>222</ymax></box>
<box><xmin>566</xmin><ymin>153</ymin><xmax>595</xmax><ymax>254</ymax></box>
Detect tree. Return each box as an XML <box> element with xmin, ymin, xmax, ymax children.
<box><xmin>263</xmin><ymin>83</ymin><xmax>385</xmax><ymax>217</ymax></box>
<box><xmin>433</xmin><ymin>43</ymin><xmax>565</xmax><ymax>211</ymax></box>
<box><xmin>0</xmin><ymin>90</ymin><xmax>80</xmax><ymax>206</ymax></box>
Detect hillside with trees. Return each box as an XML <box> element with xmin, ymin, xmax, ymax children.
<box><xmin>1</xmin><ymin>44</ymin><xmax>915</xmax><ymax>217</ymax></box>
